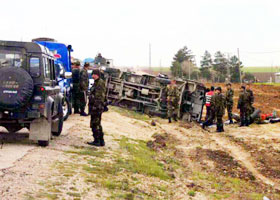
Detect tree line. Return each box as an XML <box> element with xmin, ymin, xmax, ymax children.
<box><xmin>170</xmin><ymin>46</ymin><xmax>255</xmax><ymax>82</ymax></box>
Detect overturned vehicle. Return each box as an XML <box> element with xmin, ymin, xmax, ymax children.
<box><xmin>104</xmin><ymin>69</ymin><xmax>206</xmax><ymax>122</ymax></box>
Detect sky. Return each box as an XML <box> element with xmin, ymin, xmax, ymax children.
<box><xmin>1</xmin><ymin>0</ymin><xmax>280</xmax><ymax>68</ymax></box>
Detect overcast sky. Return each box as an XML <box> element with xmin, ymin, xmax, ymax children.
<box><xmin>1</xmin><ymin>0</ymin><xmax>280</xmax><ymax>67</ymax></box>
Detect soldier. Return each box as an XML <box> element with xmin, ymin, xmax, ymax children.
<box><xmin>79</xmin><ymin>62</ymin><xmax>89</xmax><ymax>116</ymax></box>
<box><xmin>166</xmin><ymin>80</ymin><xmax>179</xmax><ymax>123</ymax></box>
<box><xmin>246</xmin><ymin>83</ymin><xmax>254</xmax><ymax>115</ymax></box>
<box><xmin>238</xmin><ymin>86</ymin><xmax>250</xmax><ymax>126</ymax></box>
<box><xmin>87</xmin><ymin>69</ymin><xmax>106</xmax><ymax>146</ymax></box>
<box><xmin>203</xmin><ymin>87</ymin><xmax>225</xmax><ymax>132</ymax></box>
<box><xmin>72</xmin><ymin>61</ymin><xmax>81</xmax><ymax>114</ymax></box>
<box><xmin>225</xmin><ymin>83</ymin><xmax>234</xmax><ymax>124</ymax></box>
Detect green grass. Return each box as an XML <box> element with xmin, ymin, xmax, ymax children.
<box><xmin>188</xmin><ymin>190</ymin><xmax>196</xmax><ymax>197</ymax></box>
<box><xmin>110</xmin><ymin>106</ymin><xmax>151</xmax><ymax>121</ymax></box>
<box><xmin>151</xmin><ymin>67</ymin><xmax>171</xmax><ymax>73</ymax></box>
<box><xmin>242</xmin><ymin>66</ymin><xmax>280</xmax><ymax>73</ymax></box>
<box><xmin>254</xmin><ymin>82</ymin><xmax>280</xmax><ymax>86</ymax></box>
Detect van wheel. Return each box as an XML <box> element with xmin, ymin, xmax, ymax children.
<box><xmin>6</xmin><ymin>126</ymin><xmax>22</xmax><ymax>133</ymax></box>
<box><xmin>38</xmin><ymin>140</ymin><xmax>49</xmax><ymax>147</ymax></box>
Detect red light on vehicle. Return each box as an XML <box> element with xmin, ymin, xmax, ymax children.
<box><xmin>54</xmin><ymin>54</ymin><xmax>61</xmax><ymax>59</ymax></box>
<box><xmin>39</xmin><ymin>104</ymin><xmax>45</xmax><ymax>109</ymax></box>
<box><xmin>40</xmin><ymin>87</ymin><xmax>45</xmax><ymax>92</ymax></box>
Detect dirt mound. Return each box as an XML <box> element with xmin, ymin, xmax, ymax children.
<box><xmin>194</xmin><ymin>148</ymin><xmax>256</xmax><ymax>181</ymax></box>
<box><xmin>147</xmin><ymin>133</ymin><xmax>168</xmax><ymax>151</ymax></box>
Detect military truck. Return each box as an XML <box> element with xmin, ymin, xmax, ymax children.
<box><xmin>0</xmin><ymin>40</ymin><xmax>65</xmax><ymax>146</ymax></box>
<box><xmin>104</xmin><ymin>69</ymin><xmax>206</xmax><ymax>122</ymax></box>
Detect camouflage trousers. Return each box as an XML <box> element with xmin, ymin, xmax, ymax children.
<box><xmin>240</xmin><ymin>107</ymin><xmax>250</xmax><ymax>125</ymax></box>
<box><xmin>216</xmin><ymin>115</ymin><xmax>223</xmax><ymax>128</ymax></box>
<box><xmin>226</xmin><ymin>104</ymin><xmax>233</xmax><ymax>121</ymax></box>
<box><xmin>73</xmin><ymin>90</ymin><xmax>87</xmax><ymax>112</ymax></box>
<box><xmin>90</xmin><ymin>111</ymin><xmax>103</xmax><ymax>140</ymax></box>
<box><xmin>167</xmin><ymin>101</ymin><xmax>178</xmax><ymax>119</ymax></box>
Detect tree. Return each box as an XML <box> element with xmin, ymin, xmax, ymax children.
<box><xmin>200</xmin><ymin>51</ymin><xmax>212</xmax><ymax>81</ymax></box>
<box><xmin>243</xmin><ymin>72</ymin><xmax>255</xmax><ymax>82</ymax></box>
<box><xmin>213</xmin><ymin>51</ymin><xmax>228</xmax><ymax>82</ymax></box>
<box><xmin>170</xmin><ymin>46</ymin><xmax>194</xmax><ymax>78</ymax></box>
<box><xmin>228</xmin><ymin>55</ymin><xmax>243</xmax><ymax>83</ymax></box>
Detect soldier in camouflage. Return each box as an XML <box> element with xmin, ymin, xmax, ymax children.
<box><xmin>238</xmin><ymin>86</ymin><xmax>250</xmax><ymax>126</ymax></box>
<box><xmin>87</xmin><ymin>69</ymin><xmax>106</xmax><ymax>146</ymax></box>
<box><xmin>72</xmin><ymin>61</ymin><xmax>81</xmax><ymax>114</ymax></box>
<box><xmin>79</xmin><ymin>62</ymin><xmax>89</xmax><ymax>116</ymax></box>
<box><xmin>246</xmin><ymin>83</ymin><xmax>254</xmax><ymax>115</ymax></box>
<box><xmin>225</xmin><ymin>83</ymin><xmax>234</xmax><ymax>124</ymax></box>
<box><xmin>166</xmin><ymin>80</ymin><xmax>179</xmax><ymax>123</ymax></box>
<box><xmin>203</xmin><ymin>87</ymin><xmax>225</xmax><ymax>132</ymax></box>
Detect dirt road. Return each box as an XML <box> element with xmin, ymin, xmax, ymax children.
<box><xmin>0</xmin><ymin>105</ymin><xmax>280</xmax><ymax>199</ymax></box>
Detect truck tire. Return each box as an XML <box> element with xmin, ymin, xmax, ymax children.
<box><xmin>5</xmin><ymin>126</ymin><xmax>22</xmax><ymax>133</ymax></box>
<box><xmin>38</xmin><ymin>140</ymin><xmax>49</xmax><ymax>147</ymax></box>
<box><xmin>0</xmin><ymin>67</ymin><xmax>33</xmax><ymax>110</ymax></box>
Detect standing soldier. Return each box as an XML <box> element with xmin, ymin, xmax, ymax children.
<box><xmin>72</xmin><ymin>61</ymin><xmax>81</xmax><ymax>114</ymax></box>
<box><xmin>203</xmin><ymin>87</ymin><xmax>225</xmax><ymax>132</ymax></box>
<box><xmin>166</xmin><ymin>80</ymin><xmax>179</xmax><ymax>123</ymax></box>
<box><xmin>88</xmin><ymin>69</ymin><xmax>106</xmax><ymax>146</ymax></box>
<box><xmin>225</xmin><ymin>83</ymin><xmax>234</xmax><ymax>124</ymax></box>
<box><xmin>205</xmin><ymin>86</ymin><xmax>215</xmax><ymax>121</ymax></box>
<box><xmin>79</xmin><ymin>62</ymin><xmax>89</xmax><ymax>116</ymax></box>
<box><xmin>246</xmin><ymin>83</ymin><xmax>254</xmax><ymax>115</ymax></box>
<box><xmin>238</xmin><ymin>86</ymin><xmax>250</xmax><ymax>126</ymax></box>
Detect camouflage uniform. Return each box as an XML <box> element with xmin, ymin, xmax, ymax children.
<box><xmin>88</xmin><ymin>77</ymin><xmax>106</xmax><ymax>145</ymax></box>
<box><xmin>246</xmin><ymin>89</ymin><xmax>254</xmax><ymax>115</ymax></box>
<box><xmin>72</xmin><ymin>68</ymin><xmax>80</xmax><ymax>113</ymax></box>
<box><xmin>79</xmin><ymin>68</ymin><xmax>89</xmax><ymax>114</ymax></box>
<box><xmin>166</xmin><ymin>84</ymin><xmax>179</xmax><ymax>122</ymax></box>
<box><xmin>238</xmin><ymin>90</ymin><xmax>250</xmax><ymax>126</ymax></box>
<box><xmin>213</xmin><ymin>93</ymin><xmax>226</xmax><ymax>132</ymax></box>
<box><xmin>225</xmin><ymin>88</ymin><xmax>234</xmax><ymax>122</ymax></box>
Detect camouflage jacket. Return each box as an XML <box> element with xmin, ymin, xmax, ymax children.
<box><xmin>166</xmin><ymin>84</ymin><xmax>179</xmax><ymax>102</ymax></box>
<box><xmin>225</xmin><ymin>88</ymin><xmax>234</xmax><ymax>105</ymax></box>
<box><xmin>246</xmin><ymin>89</ymin><xmax>254</xmax><ymax>105</ymax></box>
<box><xmin>211</xmin><ymin>93</ymin><xmax>226</xmax><ymax>116</ymax></box>
<box><xmin>79</xmin><ymin>69</ymin><xmax>89</xmax><ymax>91</ymax></box>
<box><xmin>88</xmin><ymin>78</ymin><xmax>106</xmax><ymax>113</ymax></box>
<box><xmin>237</xmin><ymin>91</ymin><xmax>250</xmax><ymax>109</ymax></box>
<box><xmin>72</xmin><ymin>68</ymin><xmax>80</xmax><ymax>92</ymax></box>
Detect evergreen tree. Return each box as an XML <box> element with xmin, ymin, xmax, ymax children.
<box><xmin>170</xmin><ymin>46</ymin><xmax>194</xmax><ymax>78</ymax></box>
<box><xmin>200</xmin><ymin>51</ymin><xmax>212</xmax><ymax>80</ymax></box>
<box><xmin>213</xmin><ymin>51</ymin><xmax>228</xmax><ymax>82</ymax></box>
<box><xmin>229</xmin><ymin>55</ymin><xmax>242</xmax><ymax>83</ymax></box>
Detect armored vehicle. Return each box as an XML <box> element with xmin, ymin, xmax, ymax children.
<box><xmin>104</xmin><ymin>69</ymin><xmax>206</xmax><ymax>122</ymax></box>
<box><xmin>0</xmin><ymin>40</ymin><xmax>64</xmax><ymax>146</ymax></box>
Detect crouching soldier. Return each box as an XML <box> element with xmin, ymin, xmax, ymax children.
<box><xmin>167</xmin><ymin>80</ymin><xmax>179</xmax><ymax>123</ymax></box>
<box><xmin>238</xmin><ymin>86</ymin><xmax>250</xmax><ymax>127</ymax></box>
<box><xmin>87</xmin><ymin>69</ymin><xmax>106</xmax><ymax>146</ymax></box>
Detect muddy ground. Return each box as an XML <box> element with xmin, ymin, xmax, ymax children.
<box><xmin>0</xmin><ymin>84</ymin><xmax>280</xmax><ymax>200</ymax></box>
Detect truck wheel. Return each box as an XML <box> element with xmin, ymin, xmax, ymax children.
<box><xmin>38</xmin><ymin>140</ymin><xmax>49</xmax><ymax>147</ymax></box>
<box><xmin>62</xmin><ymin>97</ymin><xmax>70</xmax><ymax>121</ymax></box>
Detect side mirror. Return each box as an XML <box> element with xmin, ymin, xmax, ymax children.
<box><xmin>65</xmin><ymin>72</ymin><xmax>72</xmax><ymax>79</ymax></box>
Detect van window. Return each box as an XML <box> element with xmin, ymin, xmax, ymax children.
<box><xmin>30</xmin><ymin>57</ymin><xmax>40</xmax><ymax>77</ymax></box>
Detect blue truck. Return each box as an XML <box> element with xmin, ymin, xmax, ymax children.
<box><xmin>32</xmin><ymin>38</ymin><xmax>73</xmax><ymax>120</ymax></box>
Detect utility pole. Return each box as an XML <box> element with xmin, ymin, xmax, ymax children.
<box><xmin>149</xmin><ymin>43</ymin><xmax>151</xmax><ymax>72</ymax></box>
<box><xmin>237</xmin><ymin>48</ymin><xmax>242</xmax><ymax>84</ymax></box>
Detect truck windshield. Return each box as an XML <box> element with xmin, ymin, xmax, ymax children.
<box><xmin>0</xmin><ymin>49</ymin><xmax>24</xmax><ymax>68</ymax></box>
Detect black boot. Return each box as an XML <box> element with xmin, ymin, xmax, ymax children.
<box><xmin>229</xmin><ymin>120</ymin><xmax>234</xmax><ymax>124</ymax></box>
<box><xmin>168</xmin><ymin>118</ymin><xmax>172</xmax><ymax>123</ymax></box>
<box><xmin>173</xmin><ymin>115</ymin><xmax>178</xmax><ymax>122</ymax></box>
<box><xmin>100</xmin><ymin>133</ymin><xmax>105</xmax><ymax>147</ymax></box>
<box><xmin>74</xmin><ymin>108</ymin><xmax>79</xmax><ymax>114</ymax></box>
<box><xmin>80</xmin><ymin>111</ymin><xmax>88</xmax><ymax>116</ymax></box>
<box><xmin>216</xmin><ymin>125</ymin><xmax>220</xmax><ymax>132</ymax></box>
<box><xmin>220</xmin><ymin>125</ymin><xmax>224</xmax><ymax>132</ymax></box>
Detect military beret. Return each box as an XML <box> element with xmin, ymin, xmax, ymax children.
<box><xmin>84</xmin><ymin>62</ymin><xmax>90</xmax><ymax>67</ymax></box>
<box><xmin>215</xmin><ymin>87</ymin><xmax>222</xmax><ymax>92</ymax></box>
<box><xmin>74</xmin><ymin>60</ymin><xmax>80</xmax><ymax>66</ymax></box>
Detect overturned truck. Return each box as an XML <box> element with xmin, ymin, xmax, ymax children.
<box><xmin>103</xmin><ymin>69</ymin><xmax>206</xmax><ymax>122</ymax></box>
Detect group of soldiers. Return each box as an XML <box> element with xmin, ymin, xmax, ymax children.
<box><xmin>71</xmin><ymin>61</ymin><xmax>106</xmax><ymax>147</ymax></box>
<box><xmin>202</xmin><ymin>83</ymin><xmax>254</xmax><ymax>132</ymax></box>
